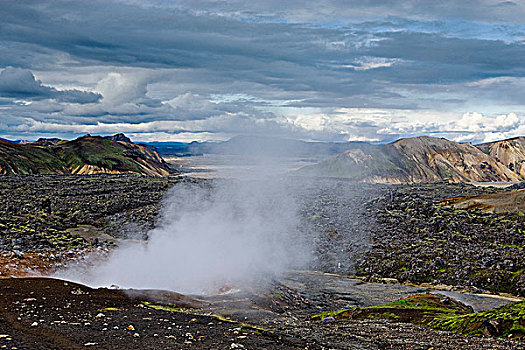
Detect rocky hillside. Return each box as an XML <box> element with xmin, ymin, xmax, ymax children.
<box><xmin>0</xmin><ymin>134</ymin><xmax>170</xmax><ymax>176</ymax></box>
<box><xmin>477</xmin><ymin>136</ymin><xmax>525</xmax><ymax>178</ymax></box>
<box><xmin>300</xmin><ymin>136</ymin><xmax>524</xmax><ymax>183</ymax></box>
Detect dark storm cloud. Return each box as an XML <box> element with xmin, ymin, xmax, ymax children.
<box><xmin>2</xmin><ymin>0</ymin><xmax>524</xmax><ymax>100</ymax></box>
<box><xmin>364</xmin><ymin>31</ymin><xmax>525</xmax><ymax>79</ymax></box>
<box><xmin>0</xmin><ymin>68</ymin><xmax>101</xmax><ymax>103</ymax></box>
<box><xmin>1</xmin><ymin>1</ymin><xmax>332</xmax><ymax>69</ymax></box>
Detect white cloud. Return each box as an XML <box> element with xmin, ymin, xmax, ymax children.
<box><xmin>95</xmin><ymin>72</ymin><xmax>157</xmax><ymax>106</ymax></box>
<box><xmin>4</xmin><ymin>105</ymin><xmax>524</xmax><ymax>144</ymax></box>
<box><xmin>286</xmin><ymin>108</ymin><xmax>524</xmax><ymax>143</ymax></box>
<box><xmin>452</xmin><ymin>112</ymin><xmax>519</xmax><ymax>132</ymax></box>
<box><xmin>336</xmin><ymin>57</ymin><xmax>401</xmax><ymax>71</ymax></box>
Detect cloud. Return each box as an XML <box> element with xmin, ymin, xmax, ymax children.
<box><xmin>0</xmin><ymin>1</ymin><xmax>524</xmax><ymax>142</ymax></box>
<box><xmin>336</xmin><ymin>57</ymin><xmax>401</xmax><ymax>71</ymax></box>
<box><xmin>494</xmin><ymin>1</ymin><xmax>518</xmax><ymax>8</ymax></box>
<box><xmin>122</xmin><ymin>0</ymin><xmax>525</xmax><ymax>25</ymax></box>
<box><xmin>374</xmin><ymin>110</ymin><xmax>525</xmax><ymax>143</ymax></box>
<box><xmin>55</xmin><ymin>73</ymin><xmax>259</xmax><ymax>122</ymax></box>
<box><xmin>2</xmin><ymin>102</ymin><xmax>524</xmax><ymax>145</ymax></box>
<box><xmin>452</xmin><ymin>112</ymin><xmax>520</xmax><ymax>133</ymax></box>
<box><xmin>95</xmin><ymin>72</ymin><xmax>160</xmax><ymax>107</ymax></box>
<box><xmin>3</xmin><ymin>1</ymin><xmax>523</xmax><ymax>90</ymax></box>
<box><xmin>0</xmin><ymin>68</ymin><xmax>101</xmax><ymax>103</ymax></box>
<box><xmin>165</xmin><ymin>93</ymin><xmax>238</xmax><ymax>120</ymax></box>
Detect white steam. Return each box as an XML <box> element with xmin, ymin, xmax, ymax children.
<box><xmin>61</xmin><ymin>175</ymin><xmax>309</xmax><ymax>294</ymax></box>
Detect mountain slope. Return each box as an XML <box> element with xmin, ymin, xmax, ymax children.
<box><xmin>477</xmin><ymin>137</ymin><xmax>525</xmax><ymax>179</ymax></box>
<box><xmin>300</xmin><ymin>136</ymin><xmax>523</xmax><ymax>183</ymax></box>
<box><xmin>0</xmin><ymin>140</ymin><xmax>70</xmax><ymax>174</ymax></box>
<box><xmin>0</xmin><ymin>135</ymin><xmax>170</xmax><ymax>176</ymax></box>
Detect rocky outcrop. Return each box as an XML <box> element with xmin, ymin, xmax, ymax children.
<box><xmin>104</xmin><ymin>133</ymin><xmax>133</xmax><ymax>144</ymax></box>
<box><xmin>300</xmin><ymin>136</ymin><xmax>525</xmax><ymax>183</ymax></box>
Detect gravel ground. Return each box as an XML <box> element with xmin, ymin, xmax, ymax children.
<box><xmin>351</xmin><ymin>183</ymin><xmax>525</xmax><ymax>296</ymax></box>
<box><xmin>0</xmin><ymin>277</ymin><xmax>522</xmax><ymax>350</ymax></box>
<box><xmin>0</xmin><ymin>175</ymin><xmax>524</xmax><ymax>348</ymax></box>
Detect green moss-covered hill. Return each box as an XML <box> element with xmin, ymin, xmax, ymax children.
<box><xmin>0</xmin><ymin>134</ymin><xmax>170</xmax><ymax>176</ymax></box>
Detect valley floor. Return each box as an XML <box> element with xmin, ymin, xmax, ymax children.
<box><xmin>0</xmin><ymin>175</ymin><xmax>524</xmax><ymax>348</ymax></box>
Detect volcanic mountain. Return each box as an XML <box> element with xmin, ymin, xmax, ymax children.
<box><xmin>0</xmin><ymin>134</ymin><xmax>170</xmax><ymax>176</ymax></box>
<box><xmin>477</xmin><ymin>137</ymin><xmax>525</xmax><ymax>179</ymax></box>
<box><xmin>299</xmin><ymin>136</ymin><xmax>525</xmax><ymax>183</ymax></box>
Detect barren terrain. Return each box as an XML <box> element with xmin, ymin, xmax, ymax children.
<box><xmin>0</xmin><ymin>175</ymin><xmax>524</xmax><ymax>349</ymax></box>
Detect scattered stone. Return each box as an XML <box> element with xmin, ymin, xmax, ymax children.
<box><xmin>321</xmin><ymin>316</ymin><xmax>336</xmax><ymax>323</ymax></box>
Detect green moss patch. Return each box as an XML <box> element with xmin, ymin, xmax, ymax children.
<box><xmin>312</xmin><ymin>293</ymin><xmax>472</xmax><ymax>324</ymax></box>
<box><xmin>313</xmin><ymin>293</ymin><xmax>525</xmax><ymax>339</ymax></box>
<box><xmin>142</xmin><ymin>302</ymin><xmax>272</xmax><ymax>334</ymax></box>
<box><xmin>430</xmin><ymin>301</ymin><xmax>525</xmax><ymax>338</ymax></box>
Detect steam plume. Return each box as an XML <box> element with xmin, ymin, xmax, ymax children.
<box><xmin>61</xmin><ymin>170</ymin><xmax>309</xmax><ymax>294</ymax></box>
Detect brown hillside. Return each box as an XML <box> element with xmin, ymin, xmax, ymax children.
<box><xmin>300</xmin><ymin>136</ymin><xmax>524</xmax><ymax>183</ymax></box>
<box><xmin>477</xmin><ymin>137</ymin><xmax>525</xmax><ymax>178</ymax></box>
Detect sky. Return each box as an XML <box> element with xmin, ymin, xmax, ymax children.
<box><xmin>1</xmin><ymin>0</ymin><xmax>525</xmax><ymax>144</ymax></box>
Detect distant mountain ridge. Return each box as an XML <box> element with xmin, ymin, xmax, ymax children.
<box><xmin>300</xmin><ymin>136</ymin><xmax>525</xmax><ymax>183</ymax></box>
<box><xmin>149</xmin><ymin>135</ymin><xmax>373</xmax><ymax>157</ymax></box>
<box><xmin>5</xmin><ymin>133</ymin><xmax>525</xmax><ymax>182</ymax></box>
<box><xmin>0</xmin><ymin>134</ymin><xmax>170</xmax><ymax>176</ymax></box>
